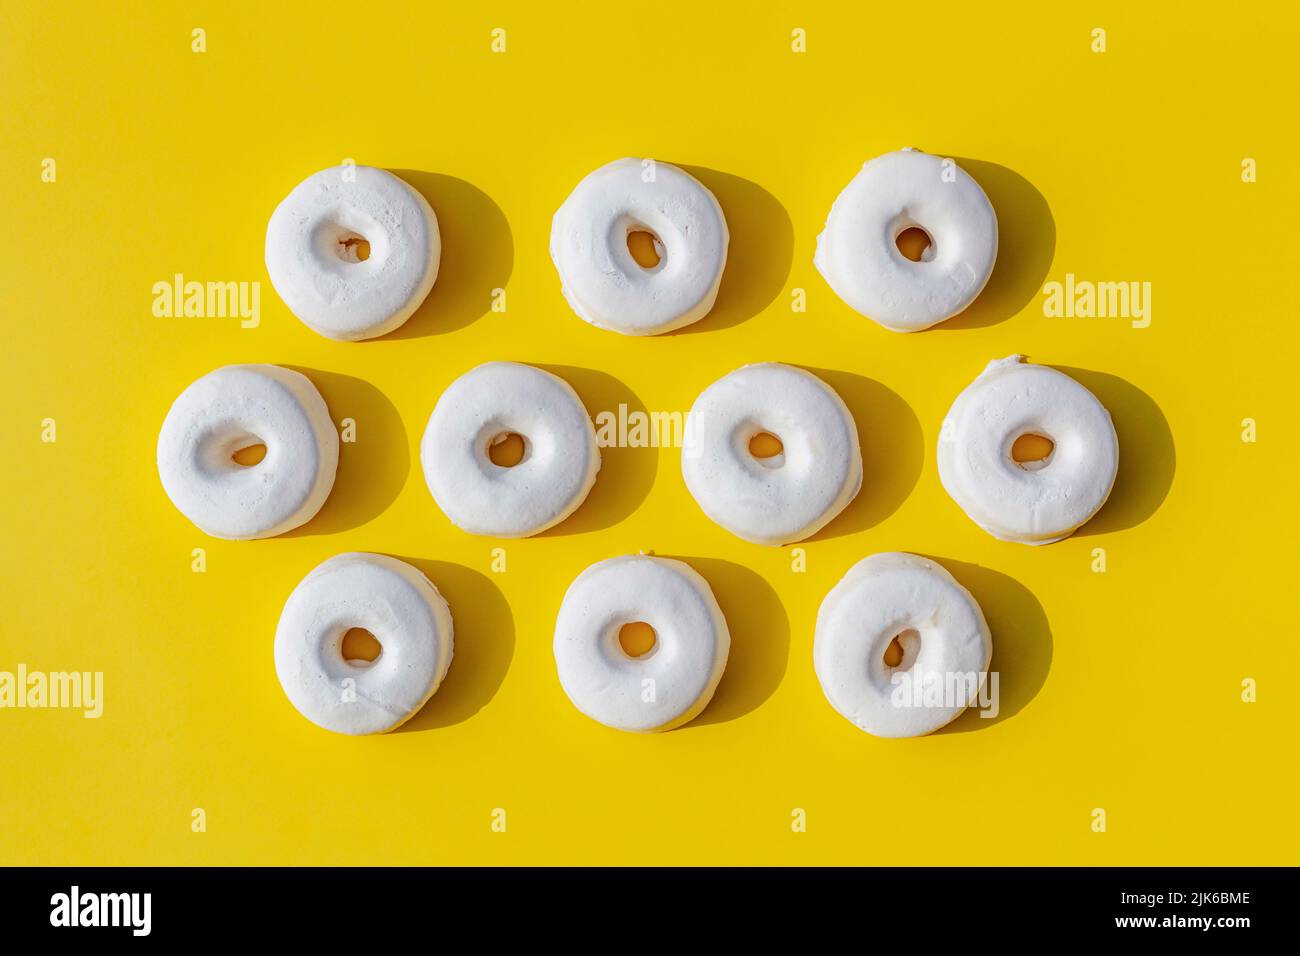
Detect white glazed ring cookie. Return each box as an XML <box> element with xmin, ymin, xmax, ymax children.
<box><xmin>938</xmin><ymin>355</ymin><xmax>1119</xmax><ymax>545</ymax></box>
<box><xmin>554</xmin><ymin>555</ymin><xmax>730</xmax><ymax>732</ymax></box>
<box><xmin>274</xmin><ymin>553</ymin><xmax>454</xmax><ymax>735</ymax></box>
<box><xmin>814</xmin><ymin>552</ymin><xmax>992</xmax><ymax>738</ymax></box>
<box><xmin>156</xmin><ymin>364</ymin><xmax>338</xmax><ymax>539</ymax></box>
<box><xmin>682</xmin><ymin>363</ymin><xmax>862</xmax><ymax>545</ymax></box>
<box><xmin>550</xmin><ymin>158</ymin><xmax>729</xmax><ymax>335</ymax></box>
<box><xmin>266</xmin><ymin>165</ymin><xmax>440</xmax><ymax>341</ymax></box>
<box><xmin>815</xmin><ymin>149</ymin><xmax>997</xmax><ymax>332</ymax></box>
<box><xmin>420</xmin><ymin>362</ymin><xmax>600</xmax><ymax>537</ymax></box>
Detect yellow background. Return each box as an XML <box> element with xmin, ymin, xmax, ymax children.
<box><xmin>2</xmin><ymin>2</ymin><xmax>1295</xmax><ymax>866</ymax></box>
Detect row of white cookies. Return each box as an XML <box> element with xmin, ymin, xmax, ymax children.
<box><xmin>275</xmin><ymin>550</ymin><xmax>989</xmax><ymax>739</ymax></box>
<box><xmin>156</xmin><ymin>357</ymin><xmax>1118</xmax><ymax>548</ymax></box>
<box><xmin>265</xmin><ymin>149</ymin><xmax>993</xmax><ymax>340</ymax></box>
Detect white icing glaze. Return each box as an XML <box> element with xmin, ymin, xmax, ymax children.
<box><xmin>156</xmin><ymin>364</ymin><xmax>338</xmax><ymax>539</ymax></box>
<box><xmin>682</xmin><ymin>363</ymin><xmax>862</xmax><ymax>545</ymax></box>
<box><xmin>938</xmin><ymin>355</ymin><xmax>1119</xmax><ymax>544</ymax></box>
<box><xmin>420</xmin><ymin>362</ymin><xmax>600</xmax><ymax>538</ymax></box>
<box><xmin>274</xmin><ymin>553</ymin><xmax>454</xmax><ymax>735</ymax></box>
<box><xmin>815</xmin><ymin>149</ymin><xmax>997</xmax><ymax>331</ymax></box>
<box><xmin>550</xmin><ymin>159</ymin><xmax>729</xmax><ymax>335</ymax></box>
<box><xmin>554</xmin><ymin>555</ymin><xmax>730</xmax><ymax>732</ymax></box>
<box><xmin>266</xmin><ymin>165</ymin><xmax>440</xmax><ymax>341</ymax></box>
<box><xmin>814</xmin><ymin>552</ymin><xmax>992</xmax><ymax>738</ymax></box>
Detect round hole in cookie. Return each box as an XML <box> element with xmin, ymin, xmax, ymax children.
<box><xmin>341</xmin><ymin>627</ymin><xmax>382</xmax><ymax>666</ymax></box>
<box><xmin>1011</xmin><ymin>433</ymin><xmax>1055</xmax><ymax>470</ymax></box>
<box><xmin>230</xmin><ymin>441</ymin><xmax>267</xmax><ymax>467</ymax></box>
<box><xmin>618</xmin><ymin>621</ymin><xmax>657</xmax><ymax>659</ymax></box>
<box><xmin>895</xmin><ymin>226</ymin><xmax>933</xmax><ymax>263</ymax></box>
<box><xmin>627</xmin><ymin>229</ymin><xmax>663</xmax><ymax>269</ymax></box>
<box><xmin>335</xmin><ymin>232</ymin><xmax>371</xmax><ymax>263</ymax></box>
<box><xmin>883</xmin><ymin>628</ymin><xmax>921</xmax><ymax>671</ymax></box>
<box><xmin>487</xmin><ymin>432</ymin><xmax>527</xmax><ymax>467</ymax></box>
<box><xmin>748</xmin><ymin>431</ymin><xmax>784</xmax><ymax>463</ymax></box>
